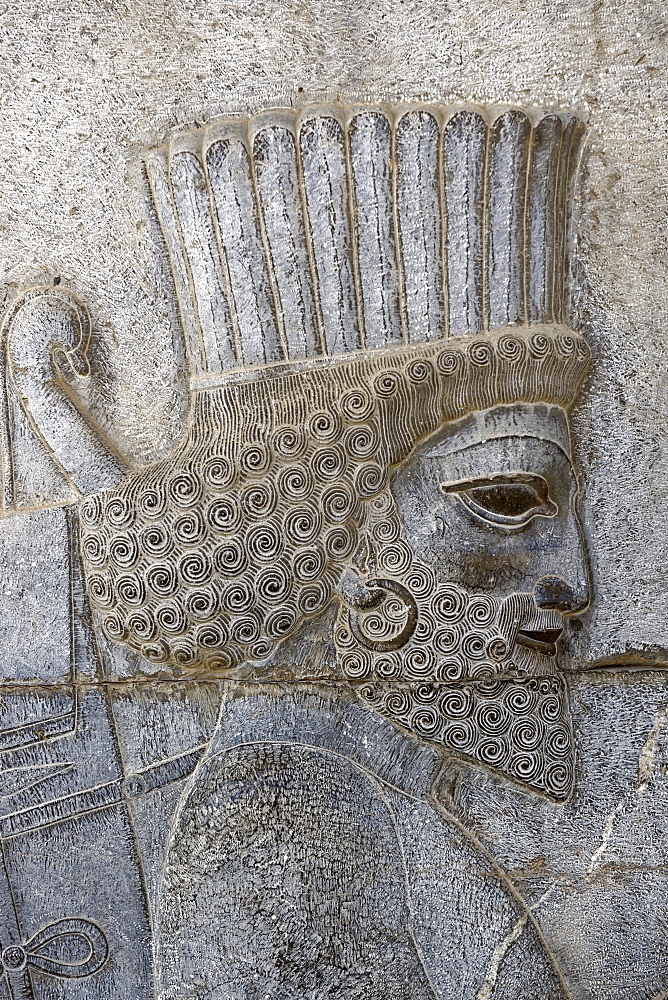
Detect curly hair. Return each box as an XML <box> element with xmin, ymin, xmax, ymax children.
<box><xmin>79</xmin><ymin>327</ymin><xmax>589</xmax><ymax>673</ymax></box>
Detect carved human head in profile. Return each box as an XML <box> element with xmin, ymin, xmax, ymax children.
<box><xmin>79</xmin><ymin>103</ymin><xmax>590</xmax><ymax>801</ymax></box>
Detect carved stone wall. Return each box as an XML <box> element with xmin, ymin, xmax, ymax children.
<box><xmin>0</xmin><ymin>3</ymin><xmax>667</xmax><ymax>999</ymax></box>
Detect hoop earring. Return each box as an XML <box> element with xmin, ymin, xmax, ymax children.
<box><xmin>348</xmin><ymin>578</ymin><xmax>418</xmax><ymax>652</ymax></box>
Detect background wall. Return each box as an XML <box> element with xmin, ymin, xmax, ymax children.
<box><xmin>0</xmin><ymin>0</ymin><xmax>666</xmax><ymax>662</ymax></box>
<box><xmin>1</xmin><ymin>5</ymin><xmax>668</xmax><ymax>997</ymax></box>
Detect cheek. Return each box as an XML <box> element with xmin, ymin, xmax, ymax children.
<box><xmin>405</xmin><ymin>500</ymin><xmax>572</xmax><ymax>594</ymax></box>
<box><xmin>390</xmin><ymin>474</ymin><xmax>436</xmax><ymax>545</ymax></box>
<box><xmin>428</xmin><ymin>540</ymin><xmax>537</xmax><ymax>592</ymax></box>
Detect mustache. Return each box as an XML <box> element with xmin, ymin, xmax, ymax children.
<box><xmin>507</xmin><ymin>598</ymin><xmax>564</xmax><ymax>661</ymax></box>
<box><xmin>337</xmin><ymin>580</ymin><xmax>566</xmax><ymax>686</ymax></box>
<box><xmin>516</xmin><ymin>627</ymin><xmax>563</xmax><ymax>657</ymax></box>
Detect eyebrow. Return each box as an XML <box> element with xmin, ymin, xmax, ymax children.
<box><xmin>424</xmin><ymin>434</ymin><xmax>572</xmax><ymax>463</ymax></box>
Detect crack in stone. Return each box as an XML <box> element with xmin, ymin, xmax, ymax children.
<box><xmin>637</xmin><ymin>705</ymin><xmax>668</xmax><ymax>797</ymax></box>
<box><xmin>476</xmin><ymin>912</ymin><xmax>529</xmax><ymax>1000</ymax></box>
<box><xmin>587</xmin><ymin>704</ymin><xmax>668</xmax><ymax>878</ymax></box>
<box><xmin>587</xmin><ymin>805</ymin><xmax>622</xmax><ymax>877</ymax></box>
<box><xmin>476</xmin><ymin>881</ymin><xmax>560</xmax><ymax>999</ymax></box>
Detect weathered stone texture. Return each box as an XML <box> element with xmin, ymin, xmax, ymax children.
<box><xmin>0</xmin><ymin>3</ymin><xmax>667</xmax><ymax>999</ymax></box>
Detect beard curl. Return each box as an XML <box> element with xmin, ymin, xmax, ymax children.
<box><xmin>334</xmin><ymin>498</ymin><xmax>574</xmax><ymax>801</ymax></box>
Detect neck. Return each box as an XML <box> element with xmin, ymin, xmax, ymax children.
<box><xmin>230</xmin><ymin>603</ymin><xmax>343</xmax><ymax>683</ymax></box>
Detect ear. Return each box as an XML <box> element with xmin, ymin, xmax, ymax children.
<box><xmin>337</xmin><ymin>566</ymin><xmax>385</xmax><ymax>610</ymax></box>
<box><xmin>337</xmin><ymin>568</ymin><xmax>419</xmax><ymax>653</ymax></box>
<box><xmin>1</xmin><ymin>286</ymin><xmax>129</xmax><ymax>507</ymax></box>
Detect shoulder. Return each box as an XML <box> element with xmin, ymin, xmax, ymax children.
<box><xmin>158</xmin><ymin>740</ymin><xmax>437</xmax><ymax>1000</ymax></box>
<box><xmin>170</xmin><ymin>741</ymin><xmax>405</xmax><ymax>882</ymax></box>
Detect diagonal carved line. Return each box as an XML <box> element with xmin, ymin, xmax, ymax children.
<box><xmin>0</xmin><ymin>744</ymin><xmax>207</xmax><ymax>839</ymax></box>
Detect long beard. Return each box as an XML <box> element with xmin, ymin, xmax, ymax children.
<box><xmin>334</xmin><ymin>552</ymin><xmax>574</xmax><ymax>801</ymax></box>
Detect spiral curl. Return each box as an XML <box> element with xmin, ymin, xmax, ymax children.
<box><xmin>410</xmin><ymin>706</ymin><xmax>440</xmax><ymax>738</ymax></box>
<box><xmin>298</xmin><ymin>582</ymin><xmax>331</xmax><ymax>617</ymax></box>
<box><xmin>355</xmin><ymin>463</ymin><xmax>387</xmax><ymax>498</ymax></box>
<box><xmin>88</xmin><ymin>574</ymin><xmax>113</xmax><ymax>609</ymax></box>
<box><xmin>168</xmin><ymin>472</ymin><xmax>203</xmax><ymax>509</ymax></box>
<box><xmin>443</xmin><ymin>720</ymin><xmax>474</xmax><ymax>752</ymax></box>
<box><xmin>404</xmin><ymin>646</ymin><xmax>436</xmax><ymax>678</ymax></box>
<box><xmin>265</xmin><ymin>607</ymin><xmax>297</xmax><ymax>639</ymax></box>
<box><xmin>293</xmin><ymin>547</ymin><xmax>325</xmax><ymax>583</ymax></box>
<box><xmin>231</xmin><ymin>614</ymin><xmax>260</xmax><ymax>645</ymax></box>
<box><xmin>375</xmin><ymin>655</ymin><xmax>401</xmax><ymax>679</ymax></box>
<box><xmin>285</xmin><ymin>505</ymin><xmax>321</xmax><ymax>544</ymax></box>
<box><xmin>272</xmin><ymin>426</ymin><xmax>305</xmax><ymax>458</ymax></box>
<box><xmin>373</xmin><ymin>370</ymin><xmax>400</xmax><ymax>397</ymax></box>
<box><xmin>213</xmin><ymin>537</ymin><xmax>248</xmax><ymax>577</ymax></box>
<box><xmin>156</xmin><ymin>603</ymin><xmax>187</xmax><ymax>637</ymax></box>
<box><xmin>186</xmin><ymin>588</ymin><xmax>219</xmax><ymax>621</ymax></box>
<box><xmin>341</xmin><ymin>649</ymin><xmax>372</xmax><ymax>680</ymax></box>
<box><xmin>324</xmin><ymin>523</ymin><xmax>358</xmax><ymax>560</ymax></box>
<box><xmin>497</xmin><ymin>335</ymin><xmax>527</xmax><ymax>364</ymax></box>
<box><xmin>466</xmin><ymin>596</ymin><xmax>497</xmax><ymax>628</ymax></box>
<box><xmin>308</xmin><ymin>411</ymin><xmax>341</xmax><ymax>443</ymax></box>
<box><xmin>278</xmin><ymin>465</ymin><xmax>313</xmax><ymax>501</ymax></box>
<box><xmin>139</xmin><ymin>525</ymin><xmax>173</xmax><ymax>559</ymax></box>
<box><xmin>476</xmin><ymin>701</ymin><xmax>507</xmax><ymax>736</ymax></box>
<box><xmin>321</xmin><ymin>486</ymin><xmax>356</xmax><ymax>525</ymax></box>
<box><xmin>178</xmin><ymin>552</ymin><xmax>212</xmax><ymax>587</ymax></box>
<box><xmin>222</xmin><ymin>582</ymin><xmax>255</xmax><ymax>614</ymax></box>
<box><xmin>128</xmin><ymin>609</ymin><xmax>156</xmax><ymax>642</ymax></box>
<box><xmin>108</xmin><ymin>535</ymin><xmax>139</xmax><ymax>570</ymax></box>
<box><xmin>343</xmin><ymin>425</ymin><xmax>378</xmax><ymax>459</ymax></box>
<box><xmin>239</xmin><ymin>443</ymin><xmax>270</xmax><ymax>477</ymax></box>
<box><xmin>256</xmin><ymin>564</ymin><xmax>293</xmax><ymax>605</ymax></box>
<box><xmin>147</xmin><ymin>564</ymin><xmax>178</xmax><ymax>599</ymax></box>
<box><xmin>137</xmin><ymin>485</ymin><xmax>168</xmax><ymax>520</ymax></box>
<box><xmin>82</xmin><ymin>533</ymin><xmax>107</xmax><ymax>568</ymax></box>
<box><xmin>202</xmin><ymin>454</ymin><xmax>234</xmax><ymax>490</ymax></box>
<box><xmin>117</xmin><ymin>575</ymin><xmax>145</xmax><ymax>607</ymax></box>
<box><xmin>174</xmin><ymin>510</ymin><xmax>207</xmax><ymax>546</ymax></box>
<box><xmin>80</xmin><ymin>494</ymin><xmax>103</xmax><ymax>528</ymax></box>
<box><xmin>378</xmin><ymin>539</ymin><xmax>413</xmax><ymax>577</ymax></box>
<box><xmin>528</xmin><ymin>333</ymin><xmax>551</xmax><ymax>359</ymax></box>
<box><xmin>431</xmin><ymin>585</ymin><xmax>468</xmax><ymax>623</ymax></box>
<box><xmin>312</xmin><ymin>446</ymin><xmax>345</xmax><ymax>481</ymax></box>
<box><xmin>477</xmin><ymin>738</ymin><xmax>507</xmax><ymax>766</ymax></box>
<box><xmin>206</xmin><ymin>496</ymin><xmax>242</xmax><ymax>533</ymax></box>
<box><xmin>246</xmin><ymin>521</ymin><xmax>283</xmax><ymax>562</ymax></box>
<box><xmin>241</xmin><ymin>481</ymin><xmax>277</xmax><ymax>518</ymax></box>
<box><xmin>468</xmin><ymin>341</ymin><xmax>494</xmax><ymax>367</ymax></box>
<box><xmin>440</xmin><ymin>687</ymin><xmax>473</xmax><ymax>720</ymax></box>
<box><xmin>436</xmin><ymin>350</ymin><xmax>464</xmax><ymax>376</ymax></box>
<box><xmin>80</xmin><ymin>329</ymin><xmax>588</xmax><ymax>694</ymax></box>
<box><xmin>106</xmin><ymin>496</ymin><xmax>135</xmax><ymax>529</ymax></box>
<box><xmin>340</xmin><ymin>387</ymin><xmax>375</xmax><ymax>422</ymax></box>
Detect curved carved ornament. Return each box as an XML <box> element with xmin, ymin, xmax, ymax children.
<box><xmin>0</xmin><ymin>102</ymin><xmax>595</xmax><ymax>998</ymax></box>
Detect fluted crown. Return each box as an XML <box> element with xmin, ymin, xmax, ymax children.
<box><xmin>147</xmin><ymin>103</ymin><xmax>585</xmax><ymax>384</ymax></box>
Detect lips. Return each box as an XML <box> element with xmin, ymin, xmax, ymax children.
<box><xmin>515</xmin><ymin>627</ymin><xmax>563</xmax><ymax>657</ymax></box>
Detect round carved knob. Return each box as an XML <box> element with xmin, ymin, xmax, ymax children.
<box><xmin>2</xmin><ymin>945</ymin><xmax>27</xmax><ymax>971</ymax></box>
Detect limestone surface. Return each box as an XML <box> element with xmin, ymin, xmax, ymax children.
<box><xmin>0</xmin><ymin>4</ymin><xmax>666</xmax><ymax>999</ymax></box>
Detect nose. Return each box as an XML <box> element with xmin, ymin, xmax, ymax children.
<box><xmin>534</xmin><ymin>575</ymin><xmax>589</xmax><ymax>615</ymax></box>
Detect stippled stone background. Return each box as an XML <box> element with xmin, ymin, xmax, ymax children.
<box><xmin>0</xmin><ymin>3</ymin><xmax>667</xmax><ymax>998</ymax></box>
<box><xmin>0</xmin><ymin>0</ymin><xmax>666</xmax><ymax>662</ymax></box>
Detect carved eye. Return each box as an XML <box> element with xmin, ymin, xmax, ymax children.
<box><xmin>441</xmin><ymin>474</ymin><xmax>557</xmax><ymax>528</ymax></box>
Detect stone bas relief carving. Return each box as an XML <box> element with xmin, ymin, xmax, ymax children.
<box><xmin>2</xmin><ymin>101</ymin><xmax>657</xmax><ymax>999</ymax></box>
